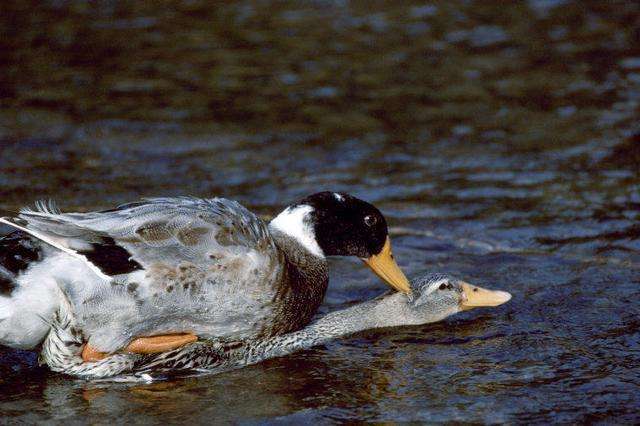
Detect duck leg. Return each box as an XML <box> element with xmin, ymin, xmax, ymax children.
<box><xmin>81</xmin><ymin>333</ymin><xmax>198</xmax><ymax>362</ymax></box>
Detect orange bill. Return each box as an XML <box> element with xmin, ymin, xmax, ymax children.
<box><xmin>459</xmin><ymin>282</ymin><xmax>511</xmax><ymax>310</ymax></box>
<box><xmin>362</xmin><ymin>236</ymin><xmax>411</xmax><ymax>294</ymax></box>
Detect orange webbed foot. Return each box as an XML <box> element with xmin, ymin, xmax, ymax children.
<box><xmin>81</xmin><ymin>333</ymin><xmax>198</xmax><ymax>362</ymax></box>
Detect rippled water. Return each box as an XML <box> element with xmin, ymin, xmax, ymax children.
<box><xmin>1</xmin><ymin>0</ymin><xmax>640</xmax><ymax>423</ymax></box>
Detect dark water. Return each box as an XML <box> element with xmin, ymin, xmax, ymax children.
<box><xmin>1</xmin><ymin>0</ymin><xmax>640</xmax><ymax>423</ymax></box>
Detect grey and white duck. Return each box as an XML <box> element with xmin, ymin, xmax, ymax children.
<box><xmin>40</xmin><ymin>273</ymin><xmax>511</xmax><ymax>379</ymax></box>
<box><xmin>0</xmin><ymin>192</ymin><xmax>409</xmax><ymax>359</ymax></box>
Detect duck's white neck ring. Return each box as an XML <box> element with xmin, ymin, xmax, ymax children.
<box><xmin>269</xmin><ymin>205</ymin><xmax>324</xmax><ymax>258</ymax></box>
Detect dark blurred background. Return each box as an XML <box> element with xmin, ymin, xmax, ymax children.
<box><xmin>1</xmin><ymin>0</ymin><xmax>639</xmax><ymax>423</ymax></box>
<box><xmin>1</xmin><ymin>1</ymin><xmax>639</xmax><ymax>208</ymax></box>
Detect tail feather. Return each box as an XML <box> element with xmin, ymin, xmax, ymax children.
<box><xmin>20</xmin><ymin>199</ymin><xmax>61</xmax><ymax>216</ymax></box>
<box><xmin>0</xmin><ymin>217</ymin><xmax>111</xmax><ymax>281</ymax></box>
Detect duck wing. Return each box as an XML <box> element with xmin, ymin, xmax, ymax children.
<box><xmin>3</xmin><ymin>197</ymin><xmax>278</xmax><ymax>279</ymax></box>
<box><xmin>0</xmin><ymin>198</ymin><xmax>283</xmax><ymax>351</ymax></box>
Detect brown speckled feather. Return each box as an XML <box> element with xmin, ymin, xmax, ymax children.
<box><xmin>2</xmin><ymin>198</ymin><xmax>329</xmax><ymax>353</ymax></box>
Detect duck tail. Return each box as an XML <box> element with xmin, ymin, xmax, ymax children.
<box><xmin>0</xmin><ymin>215</ymin><xmax>112</xmax><ymax>282</ymax></box>
<box><xmin>0</xmin><ymin>228</ymin><xmax>41</xmax><ymax>324</ymax></box>
<box><xmin>0</xmin><ymin>230</ymin><xmax>56</xmax><ymax>349</ymax></box>
<box><xmin>0</xmin><ymin>217</ymin><xmax>73</xmax><ymax>260</ymax></box>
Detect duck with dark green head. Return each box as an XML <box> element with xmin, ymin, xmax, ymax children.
<box><xmin>0</xmin><ymin>191</ymin><xmax>409</xmax><ymax>361</ymax></box>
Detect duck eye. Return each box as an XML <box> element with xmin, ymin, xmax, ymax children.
<box><xmin>439</xmin><ymin>283</ymin><xmax>447</xmax><ymax>290</ymax></box>
<box><xmin>364</xmin><ymin>215</ymin><xmax>377</xmax><ymax>227</ymax></box>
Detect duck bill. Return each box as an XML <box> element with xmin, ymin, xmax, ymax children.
<box><xmin>362</xmin><ymin>237</ymin><xmax>411</xmax><ymax>294</ymax></box>
<box><xmin>460</xmin><ymin>282</ymin><xmax>512</xmax><ymax>310</ymax></box>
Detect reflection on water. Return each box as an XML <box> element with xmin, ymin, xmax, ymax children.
<box><xmin>1</xmin><ymin>0</ymin><xmax>639</xmax><ymax>423</ymax></box>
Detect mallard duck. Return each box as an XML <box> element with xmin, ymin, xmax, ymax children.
<box><xmin>0</xmin><ymin>192</ymin><xmax>409</xmax><ymax>359</ymax></box>
<box><xmin>41</xmin><ymin>273</ymin><xmax>511</xmax><ymax>379</ymax></box>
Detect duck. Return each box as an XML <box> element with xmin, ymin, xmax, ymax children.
<box><xmin>40</xmin><ymin>273</ymin><xmax>512</xmax><ymax>379</ymax></box>
<box><xmin>0</xmin><ymin>192</ymin><xmax>410</xmax><ymax>359</ymax></box>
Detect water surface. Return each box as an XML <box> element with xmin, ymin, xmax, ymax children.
<box><xmin>1</xmin><ymin>0</ymin><xmax>639</xmax><ymax>423</ymax></box>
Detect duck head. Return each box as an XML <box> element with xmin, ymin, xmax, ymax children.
<box><xmin>393</xmin><ymin>273</ymin><xmax>512</xmax><ymax>325</ymax></box>
<box><xmin>270</xmin><ymin>191</ymin><xmax>410</xmax><ymax>293</ymax></box>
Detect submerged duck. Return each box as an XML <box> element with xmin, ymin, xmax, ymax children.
<box><xmin>41</xmin><ymin>273</ymin><xmax>511</xmax><ymax>379</ymax></box>
<box><xmin>0</xmin><ymin>192</ymin><xmax>409</xmax><ymax>358</ymax></box>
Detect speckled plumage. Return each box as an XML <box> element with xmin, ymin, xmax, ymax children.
<box><xmin>0</xmin><ymin>197</ymin><xmax>328</xmax><ymax>352</ymax></box>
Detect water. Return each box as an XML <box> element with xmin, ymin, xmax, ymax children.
<box><xmin>1</xmin><ymin>0</ymin><xmax>639</xmax><ymax>422</ymax></box>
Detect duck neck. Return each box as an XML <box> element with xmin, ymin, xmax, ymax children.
<box><xmin>239</xmin><ymin>294</ymin><xmax>404</xmax><ymax>364</ymax></box>
<box><xmin>269</xmin><ymin>205</ymin><xmax>324</xmax><ymax>258</ymax></box>
<box><xmin>263</xmin><ymin>228</ymin><xmax>329</xmax><ymax>336</ymax></box>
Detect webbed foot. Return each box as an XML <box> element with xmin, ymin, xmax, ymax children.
<box><xmin>81</xmin><ymin>333</ymin><xmax>198</xmax><ymax>362</ymax></box>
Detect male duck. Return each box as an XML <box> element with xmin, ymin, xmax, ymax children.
<box><xmin>0</xmin><ymin>192</ymin><xmax>409</xmax><ymax>360</ymax></box>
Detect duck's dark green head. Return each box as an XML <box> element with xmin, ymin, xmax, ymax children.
<box><xmin>270</xmin><ymin>191</ymin><xmax>410</xmax><ymax>293</ymax></box>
